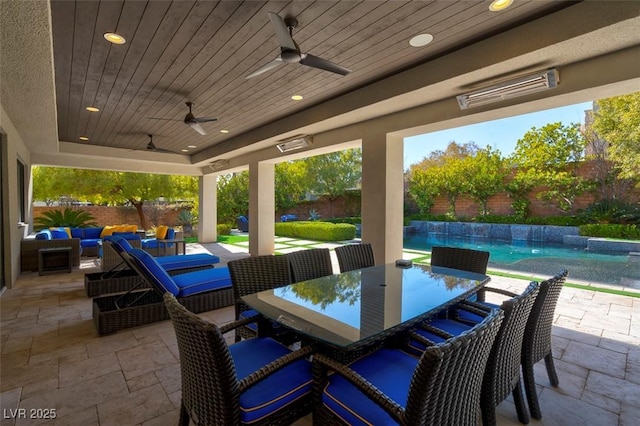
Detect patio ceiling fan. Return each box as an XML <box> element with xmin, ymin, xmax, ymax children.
<box><xmin>133</xmin><ymin>134</ymin><xmax>178</xmax><ymax>154</ymax></box>
<box><xmin>246</xmin><ymin>12</ymin><xmax>352</xmax><ymax>79</ymax></box>
<box><xmin>147</xmin><ymin>102</ymin><xmax>217</xmax><ymax>135</ymax></box>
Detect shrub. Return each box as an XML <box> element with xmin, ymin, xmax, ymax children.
<box><xmin>33</xmin><ymin>208</ymin><xmax>97</xmax><ymax>230</ymax></box>
<box><xmin>275</xmin><ymin>221</ymin><xmax>356</xmax><ymax>241</ymax></box>
<box><xmin>322</xmin><ymin>217</ymin><xmax>361</xmax><ymax>225</ymax></box>
<box><xmin>579</xmin><ymin>224</ymin><xmax>640</xmax><ymax>240</ymax></box>
<box><xmin>580</xmin><ymin>200</ymin><xmax>640</xmax><ymax>225</ymax></box>
<box><xmin>217</xmin><ymin>223</ymin><xmax>232</xmax><ymax>235</ymax></box>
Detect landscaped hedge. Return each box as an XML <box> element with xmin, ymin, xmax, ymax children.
<box><xmin>275</xmin><ymin>221</ymin><xmax>356</xmax><ymax>241</ymax></box>
<box><xmin>322</xmin><ymin>217</ymin><xmax>361</xmax><ymax>225</ymax></box>
<box><xmin>217</xmin><ymin>223</ymin><xmax>232</xmax><ymax>235</ymax></box>
<box><xmin>579</xmin><ymin>224</ymin><xmax>640</xmax><ymax>240</ymax></box>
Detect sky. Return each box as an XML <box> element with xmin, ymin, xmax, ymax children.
<box><xmin>403</xmin><ymin>101</ymin><xmax>593</xmax><ymax>167</ymax></box>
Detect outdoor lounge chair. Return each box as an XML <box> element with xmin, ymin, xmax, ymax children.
<box><xmin>312</xmin><ymin>308</ymin><xmax>504</xmax><ymax>426</ymax></box>
<box><xmin>163</xmin><ymin>293</ymin><xmax>315</xmax><ymax>426</ymax></box>
<box><xmin>85</xmin><ymin>235</ymin><xmax>221</xmax><ymax>298</ymax></box>
<box><xmin>408</xmin><ymin>281</ymin><xmax>540</xmax><ymax>425</ymax></box>
<box><xmin>91</xmin><ymin>248</ymin><xmax>233</xmax><ymax>335</ymax></box>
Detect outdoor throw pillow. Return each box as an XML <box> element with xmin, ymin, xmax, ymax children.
<box><xmin>155</xmin><ymin>225</ymin><xmax>169</xmax><ymax>239</ymax></box>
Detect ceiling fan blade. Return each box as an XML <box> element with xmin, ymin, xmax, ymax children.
<box><xmin>300</xmin><ymin>53</ymin><xmax>351</xmax><ymax>76</ymax></box>
<box><xmin>246</xmin><ymin>58</ymin><xmax>283</xmax><ymax>79</ymax></box>
<box><xmin>192</xmin><ymin>117</ymin><xmax>217</xmax><ymax>123</ymax></box>
<box><xmin>188</xmin><ymin>122</ymin><xmax>207</xmax><ymax>136</ymax></box>
<box><xmin>146</xmin><ymin>117</ymin><xmax>182</xmax><ymax>121</ymax></box>
<box><xmin>268</xmin><ymin>12</ymin><xmax>296</xmax><ymax>50</ymax></box>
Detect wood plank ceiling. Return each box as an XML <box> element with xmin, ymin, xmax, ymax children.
<box><xmin>50</xmin><ymin>0</ymin><xmax>565</xmax><ymax>158</ymax></box>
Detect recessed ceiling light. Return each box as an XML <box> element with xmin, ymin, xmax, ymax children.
<box><xmin>291</xmin><ymin>95</ymin><xmax>304</xmax><ymax>101</ymax></box>
<box><xmin>86</xmin><ymin>106</ymin><xmax>99</xmax><ymax>112</ymax></box>
<box><xmin>489</xmin><ymin>0</ymin><xmax>513</xmax><ymax>12</ymax></box>
<box><xmin>187</xmin><ymin>145</ymin><xmax>197</xmax><ymax>148</ymax></box>
<box><xmin>79</xmin><ymin>136</ymin><xmax>89</xmax><ymax>141</ymax></box>
<box><xmin>181</xmin><ymin>149</ymin><xmax>189</xmax><ymax>152</ymax></box>
<box><xmin>104</xmin><ymin>32</ymin><xmax>126</xmax><ymax>44</ymax></box>
<box><xmin>220</xmin><ymin>129</ymin><xmax>229</xmax><ymax>134</ymax></box>
<box><xmin>409</xmin><ymin>34</ymin><xmax>434</xmax><ymax>47</ymax></box>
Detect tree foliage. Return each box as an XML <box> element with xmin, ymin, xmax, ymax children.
<box><xmin>591</xmin><ymin>92</ymin><xmax>640</xmax><ymax>187</ymax></box>
<box><xmin>216</xmin><ymin>171</ymin><xmax>249</xmax><ymax>225</ymax></box>
<box><xmin>463</xmin><ymin>146</ymin><xmax>509</xmax><ymax>216</ymax></box>
<box><xmin>510</xmin><ymin>122</ymin><xmax>591</xmax><ymax>213</ymax></box>
<box><xmin>32</xmin><ymin>167</ymin><xmax>198</xmax><ymax>229</ymax></box>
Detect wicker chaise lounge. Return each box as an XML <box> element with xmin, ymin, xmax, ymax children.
<box><xmin>85</xmin><ymin>236</ymin><xmax>220</xmax><ymax>297</ymax></box>
<box><xmin>91</xmin><ymin>248</ymin><xmax>233</xmax><ymax>335</ymax></box>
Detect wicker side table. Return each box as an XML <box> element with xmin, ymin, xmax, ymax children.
<box><xmin>38</xmin><ymin>247</ymin><xmax>73</xmax><ymax>275</ymax></box>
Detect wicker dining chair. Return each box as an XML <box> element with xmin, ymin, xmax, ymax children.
<box><xmin>312</xmin><ymin>308</ymin><xmax>504</xmax><ymax>426</ymax></box>
<box><xmin>334</xmin><ymin>243</ymin><xmax>375</xmax><ymax>272</ymax></box>
<box><xmin>286</xmin><ymin>248</ymin><xmax>333</xmax><ymax>283</ymax></box>
<box><xmin>163</xmin><ymin>293</ymin><xmax>315</xmax><ymax>426</ymax></box>
<box><xmin>522</xmin><ymin>269</ymin><xmax>568</xmax><ymax>420</ymax></box>
<box><xmin>408</xmin><ymin>281</ymin><xmax>540</xmax><ymax>425</ymax></box>
<box><xmin>227</xmin><ymin>254</ymin><xmax>292</xmax><ymax>341</ymax></box>
<box><xmin>430</xmin><ymin>245</ymin><xmax>490</xmax><ymax>275</ymax></box>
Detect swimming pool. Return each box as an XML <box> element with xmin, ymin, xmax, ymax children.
<box><xmin>404</xmin><ymin>234</ymin><xmax>640</xmax><ymax>288</ymax></box>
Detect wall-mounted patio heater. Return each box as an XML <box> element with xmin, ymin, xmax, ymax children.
<box><xmin>276</xmin><ymin>135</ymin><xmax>313</xmax><ymax>152</ymax></box>
<box><xmin>456</xmin><ymin>68</ymin><xmax>559</xmax><ymax>110</ymax></box>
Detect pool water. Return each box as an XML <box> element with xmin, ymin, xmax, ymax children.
<box><xmin>404</xmin><ymin>234</ymin><xmax>640</xmax><ymax>288</ymax></box>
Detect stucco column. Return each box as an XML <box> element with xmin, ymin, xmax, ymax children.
<box><xmin>361</xmin><ymin>131</ymin><xmax>404</xmax><ymax>264</ymax></box>
<box><xmin>249</xmin><ymin>161</ymin><xmax>275</xmax><ymax>255</ymax></box>
<box><xmin>198</xmin><ymin>174</ymin><xmax>217</xmax><ymax>243</ymax></box>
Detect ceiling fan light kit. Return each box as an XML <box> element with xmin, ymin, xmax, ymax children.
<box><xmin>276</xmin><ymin>135</ymin><xmax>312</xmax><ymax>152</ymax></box>
<box><xmin>456</xmin><ymin>68</ymin><xmax>559</xmax><ymax>110</ymax></box>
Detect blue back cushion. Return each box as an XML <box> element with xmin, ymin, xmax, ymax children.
<box><xmin>36</xmin><ymin>230</ymin><xmax>52</xmax><ymax>240</ymax></box>
<box><xmin>83</xmin><ymin>227</ymin><xmax>103</xmax><ymax>239</ymax></box>
<box><xmin>70</xmin><ymin>228</ymin><xmax>83</xmax><ymax>238</ymax></box>
<box><xmin>166</xmin><ymin>228</ymin><xmax>175</xmax><ymax>239</ymax></box>
<box><xmin>128</xmin><ymin>248</ymin><xmax>180</xmax><ymax>296</ymax></box>
<box><xmin>50</xmin><ymin>228</ymin><xmax>69</xmax><ymax>239</ymax></box>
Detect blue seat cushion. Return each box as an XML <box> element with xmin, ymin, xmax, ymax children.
<box><xmin>156</xmin><ymin>253</ymin><xmax>220</xmax><ymax>271</ymax></box>
<box><xmin>239</xmin><ymin>309</ymin><xmax>259</xmax><ymax>332</ymax></box>
<box><xmin>141</xmin><ymin>239</ymin><xmax>159</xmax><ymax>249</ymax></box>
<box><xmin>129</xmin><ymin>248</ymin><xmax>180</xmax><ymax>295</ymax></box>
<box><xmin>230</xmin><ymin>337</ymin><xmax>312</xmax><ymax>424</ymax></box>
<box><xmin>322</xmin><ymin>348</ymin><xmax>418</xmax><ymax>426</ymax></box>
<box><xmin>171</xmin><ymin>267</ymin><xmax>231</xmax><ymax>297</ymax></box>
<box><xmin>407</xmin><ymin>319</ymin><xmax>473</xmax><ymax>355</ymax></box>
<box><xmin>455</xmin><ymin>301</ymin><xmax>500</xmax><ymax>324</ymax></box>
<box><xmin>81</xmin><ymin>238</ymin><xmax>101</xmax><ymax>248</ymax></box>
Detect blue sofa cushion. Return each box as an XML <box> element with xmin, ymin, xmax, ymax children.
<box><xmin>36</xmin><ymin>230</ymin><xmax>52</xmax><ymax>240</ymax></box>
<box><xmin>171</xmin><ymin>267</ymin><xmax>231</xmax><ymax>297</ymax></box>
<box><xmin>141</xmin><ymin>228</ymin><xmax>176</xmax><ymax>249</ymax></box>
<box><xmin>50</xmin><ymin>228</ymin><xmax>69</xmax><ymax>239</ymax></box>
<box><xmin>70</xmin><ymin>228</ymin><xmax>83</xmax><ymax>238</ymax></box>
<box><xmin>230</xmin><ymin>338</ymin><xmax>312</xmax><ymax>424</ymax></box>
<box><xmin>322</xmin><ymin>348</ymin><xmax>417</xmax><ymax>426</ymax></box>
<box><xmin>83</xmin><ymin>227</ymin><xmax>103</xmax><ymax>239</ymax></box>
<box><xmin>81</xmin><ymin>239</ymin><xmax>101</xmax><ymax>248</ymax></box>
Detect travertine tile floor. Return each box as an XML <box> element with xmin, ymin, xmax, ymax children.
<box><xmin>1</xmin><ymin>242</ymin><xmax>638</xmax><ymax>425</ymax></box>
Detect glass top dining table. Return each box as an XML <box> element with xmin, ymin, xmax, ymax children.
<box><xmin>241</xmin><ymin>263</ymin><xmax>490</xmax><ymax>350</ymax></box>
